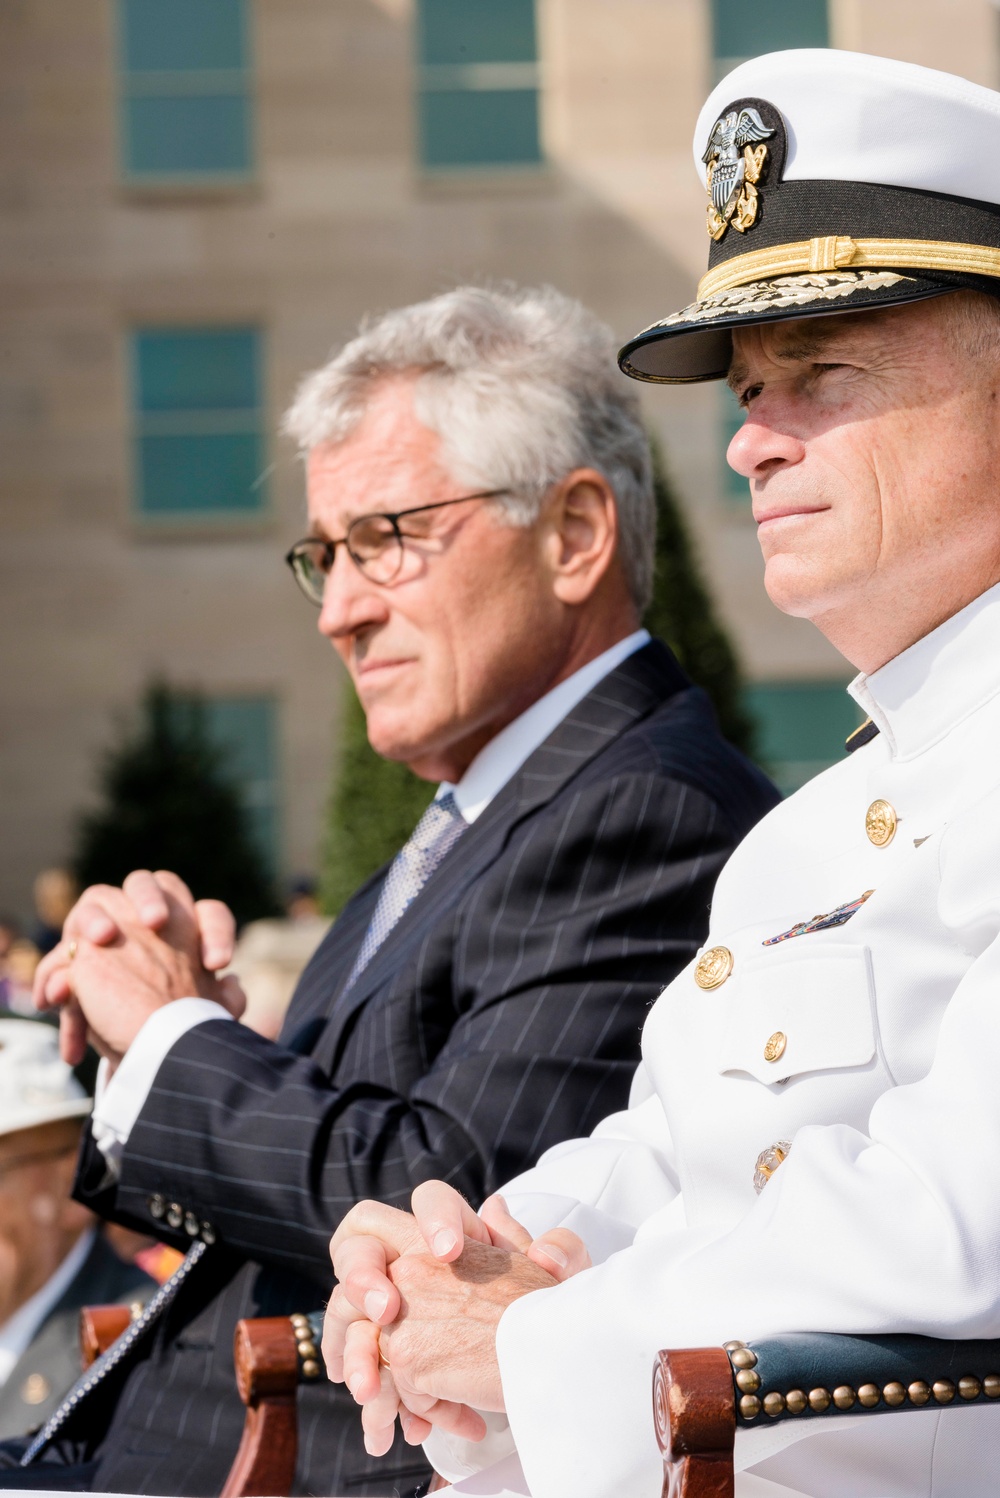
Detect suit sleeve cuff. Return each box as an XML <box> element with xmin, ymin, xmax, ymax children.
<box><xmin>92</xmin><ymin>999</ymin><xmax>234</xmax><ymax>1178</ymax></box>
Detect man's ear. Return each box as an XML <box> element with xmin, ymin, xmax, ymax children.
<box><xmin>545</xmin><ymin>468</ymin><xmax>621</xmax><ymax>606</ymax></box>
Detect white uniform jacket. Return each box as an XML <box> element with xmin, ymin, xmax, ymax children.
<box><xmin>428</xmin><ymin>581</ymin><xmax>1000</xmax><ymax>1498</ymax></box>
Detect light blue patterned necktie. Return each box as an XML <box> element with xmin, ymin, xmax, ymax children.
<box><xmin>344</xmin><ymin>791</ymin><xmax>467</xmax><ymax>989</ymax></box>
<box><xmin>21</xmin><ymin>1239</ymin><xmax>209</xmax><ymax>1465</ymax></box>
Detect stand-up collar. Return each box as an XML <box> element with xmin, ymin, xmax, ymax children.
<box><xmin>849</xmin><ymin>580</ymin><xmax>1000</xmax><ymax>760</ymax></box>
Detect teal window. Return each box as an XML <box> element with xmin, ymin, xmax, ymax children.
<box><xmin>417</xmin><ymin>0</ymin><xmax>542</xmax><ymax>170</ymax></box>
<box><xmin>205</xmin><ymin>696</ymin><xmax>279</xmax><ymax>873</ymax></box>
<box><xmin>711</xmin><ymin>0</ymin><xmax>828</xmax><ymax>80</ymax></box>
<box><xmin>720</xmin><ymin>385</ymin><xmax>749</xmax><ymax>503</ymax></box>
<box><xmin>745</xmin><ymin>682</ymin><xmax>863</xmax><ymax>797</ymax></box>
<box><xmin>118</xmin><ymin>0</ymin><xmax>253</xmax><ymax>182</ymax></box>
<box><xmin>131</xmin><ymin>327</ymin><xmax>266</xmax><ymax>518</ymax></box>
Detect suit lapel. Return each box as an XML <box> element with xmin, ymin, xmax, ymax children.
<box><xmin>480</xmin><ymin>639</ymin><xmax>688</xmax><ymax>829</ymax></box>
<box><xmin>314</xmin><ymin>641</ymin><xmax>688</xmax><ymax>1049</ymax></box>
<box><xmin>277</xmin><ymin>874</ymin><xmax>384</xmax><ymax>1044</ymax></box>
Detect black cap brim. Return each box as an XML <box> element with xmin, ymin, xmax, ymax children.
<box><xmin>618</xmin><ymin>269</ymin><xmax>954</xmax><ymax>384</ymax></box>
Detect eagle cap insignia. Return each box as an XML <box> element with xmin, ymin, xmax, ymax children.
<box><xmin>703</xmin><ymin>104</ymin><xmax>775</xmax><ymax>240</ymax></box>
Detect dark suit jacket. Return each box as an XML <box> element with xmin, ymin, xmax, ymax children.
<box><xmin>61</xmin><ymin>641</ymin><xmax>776</xmax><ymax>1496</ymax></box>
<box><xmin>0</xmin><ymin>1235</ymin><xmax>153</xmax><ymax>1442</ymax></box>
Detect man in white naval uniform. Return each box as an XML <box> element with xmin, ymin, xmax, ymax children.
<box><xmin>332</xmin><ymin>49</ymin><xmax>1000</xmax><ymax>1498</ymax></box>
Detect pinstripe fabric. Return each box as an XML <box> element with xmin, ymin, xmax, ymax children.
<box><xmin>35</xmin><ymin>640</ymin><xmax>777</xmax><ymax>1497</ymax></box>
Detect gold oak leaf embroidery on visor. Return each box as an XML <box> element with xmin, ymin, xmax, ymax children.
<box><xmin>647</xmin><ymin>271</ymin><xmax>913</xmax><ymax>331</ymax></box>
<box><xmin>762</xmin><ymin>890</ymin><xmax>875</xmax><ymax>947</ymax></box>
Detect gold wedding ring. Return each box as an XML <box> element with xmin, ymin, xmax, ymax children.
<box><xmin>66</xmin><ymin>939</ymin><xmax>78</xmax><ymax>961</ymax></box>
<box><xmin>377</xmin><ymin>1332</ymin><xmax>391</xmax><ymax>1370</ymax></box>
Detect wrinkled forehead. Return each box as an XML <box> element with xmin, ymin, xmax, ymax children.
<box><xmin>727</xmin><ymin>302</ymin><xmax>931</xmax><ymax>385</ymax></box>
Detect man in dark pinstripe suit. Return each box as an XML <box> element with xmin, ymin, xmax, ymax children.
<box><xmin>18</xmin><ymin>286</ymin><xmax>777</xmax><ymax>1496</ymax></box>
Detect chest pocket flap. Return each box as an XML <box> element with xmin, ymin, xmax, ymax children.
<box><xmin>718</xmin><ymin>941</ymin><xmax>875</xmax><ymax>1084</ymax></box>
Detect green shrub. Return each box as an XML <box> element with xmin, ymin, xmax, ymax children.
<box><xmin>321</xmin><ymin>692</ymin><xmax>434</xmax><ymax>916</ymax></box>
<box><xmin>74</xmin><ymin>683</ymin><xmax>279</xmax><ymax>927</ymax></box>
<box><xmin>644</xmin><ymin>440</ymin><xmax>756</xmax><ymax>756</ymax></box>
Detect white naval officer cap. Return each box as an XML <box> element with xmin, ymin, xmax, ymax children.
<box><xmin>619</xmin><ymin>49</ymin><xmax>1000</xmax><ymax>384</ymax></box>
<box><xmin>0</xmin><ymin>1016</ymin><xmax>92</xmax><ymax>1139</ymax></box>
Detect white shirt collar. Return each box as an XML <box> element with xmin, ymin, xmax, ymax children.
<box><xmin>848</xmin><ymin>579</ymin><xmax>1000</xmax><ymax>761</ymax></box>
<box><xmin>440</xmin><ymin>630</ymin><xmax>651</xmax><ymax>823</ymax></box>
<box><xmin>0</xmin><ymin>1226</ymin><xmax>96</xmax><ymax>1388</ymax></box>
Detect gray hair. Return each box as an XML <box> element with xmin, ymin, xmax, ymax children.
<box><xmin>283</xmin><ymin>284</ymin><xmax>656</xmax><ymax>611</ymax></box>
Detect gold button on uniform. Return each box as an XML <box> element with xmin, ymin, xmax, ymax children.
<box><xmin>695</xmin><ymin>945</ymin><xmax>734</xmax><ymax>989</ymax></box>
<box><xmin>865</xmin><ymin>799</ymin><xmax>897</xmax><ymax>846</ymax></box>
<box><xmin>21</xmin><ymin>1373</ymin><xmax>50</xmax><ymax>1405</ymax></box>
<box><xmin>763</xmin><ymin>1030</ymin><xmax>787</xmax><ymax>1063</ymax></box>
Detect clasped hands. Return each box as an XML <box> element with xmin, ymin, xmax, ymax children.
<box><xmin>32</xmin><ymin>869</ymin><xmax>243</xmax><ymax>1069</ymax></box>
<box><xmin>33</xmin><ymin>872</ymin><xmax>592</xmax><ymax>1465</ymax></box>
<box><xmin>323</xmin><ymin>1181</ymin><xmax>590</xmax><ymax>1456</ymax></box>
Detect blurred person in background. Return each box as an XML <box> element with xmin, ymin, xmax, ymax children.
<box><xmin>13</xmin><ymin>285</ymin><xmax>776</xmax><ymax>1497</ymax></box>
<box><xmin>0</xmin><ymin>942</ymin><xmax>42</xmax><ymax>1019</ymax></box>
<box><xmin>0</xmin><ymin>1018</ymin><xmax>153</xmax><ymax>1440</ymax></box>
<box><xmin>285</xmin><ymin>876</ymin><xmax>324</xmax><ymax>925</ymax></box>
<box><xmin>226</xmin><ymin>878</ymin><xmax>332</xmax><ymax>1040</ymax></box>
<box><xmin>29</xmin><ymin>874</ymin><xmax>77</xmax><ymax>959</ymax></box>
<box><xmin>0</xmin><ymin>921</ymin><xmax>18</xmax><ymax>969</ymax></box>
<box><xmin>0</xmin><ymin>922</ymin><xmax>23</xmax><ymax>1012</ymax></box>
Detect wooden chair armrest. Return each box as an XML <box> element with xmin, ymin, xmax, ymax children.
<box><xmin>656</xmin><ymin>1332</ymin><xmax>1000</xmax><ymax>1497</ymax></box>
<box><xmin>233</xmin><ymin>1315</ymin><xmax>304</xmax><ymax>1404</ymax></box>
<box><xmin>80</xmin><ymin>1303</ymin><xmax>143</xmax><ymax>1370</ymax></box>
<box><xmin>654</xmin><ymin>1347</ymin><xmax>735</xmax><ymax>1498</ymax></box>
<box><xmin>224</xmin><ymin>1311</ymin><xmax>441</xmax><ymax>1497</ymax></box>
<box><xmin>223</xmin><ymin>1314</ymin><xmax>325</xmax><ymax>1498</ymax></box>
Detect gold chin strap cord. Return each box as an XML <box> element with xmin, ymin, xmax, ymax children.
<box><xmin>697</xmin><ymin>236</ymin><xmax>1000</xmax><ymax>300</ymax></box>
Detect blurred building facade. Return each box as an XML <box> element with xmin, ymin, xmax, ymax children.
<box><xmin>2</xmin><ymin>0</ymin><xmax>998</xmax><ymax>916</ymax></box>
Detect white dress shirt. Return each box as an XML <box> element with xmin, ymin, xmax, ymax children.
<box><xmin>91</xmin><ymin>630</ymin><xmax>651</xmax><ymax>1177</ymax></box>
<box><xmin>0</xmin><ymin>1227</ymin><xmax>96</xmax><ymax>1388</ymax></box>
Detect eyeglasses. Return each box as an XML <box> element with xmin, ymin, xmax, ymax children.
<box><xmin>284</xmin><ymin>490</ymin><xmax>508</xmax><ymax>605</ymax></box>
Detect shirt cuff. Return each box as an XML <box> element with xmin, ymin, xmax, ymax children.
<box><xmin>423</xmin><ymin>1413</ymin><xmax>517</xmax><ymax>1485</ymax></box>
<box><xmin>91</xmin><ymin>999</ymin><xmax>233</xmax><ymax>1180</ymax></box>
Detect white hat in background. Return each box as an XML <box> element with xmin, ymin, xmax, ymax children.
<box><xmin>0</xmin><ymin>1017</ymin><xmax>92</xmax><ymax>1139</ymax></box>
<box><xmin>619</xmin><ymin>49</ymin><xmax>1000</xmax><ymax>383</ymax></box>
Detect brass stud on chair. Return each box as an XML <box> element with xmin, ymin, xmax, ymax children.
<box><xmin>785</xmin><ymin>1389</ymin><xmax>807</xmax><ymax>1414</ymax></box>
<box><xmin>933</xmin><ymin>1378</ymin><xmax>956</xmax><ymax>1404</ymax></box>
<box><xmin>301</xmin><ymin>1359</ymin><xmax>320</xmax><ymax>1379</ymax></box>
<box><xmin>297</xmin><ymin>1340</ymin><xmax>318</xmax><ymax>1361</ymax></box>
<box><xmin>730</xmin><ymin>1346</ymin><xmax>758</xmax><ymax>1370</ymax></box>
<box><xmin>907</xmin><ymin>1380</ymin><xmax>931</xmax><ymax>1406</ymax></box>
<box><xmin>958</xmin><ymin>1376</ymin><xmax>982</xmax><ymax>1401</ymax></box>
<box><xmin>739</xmin><ymin>1394</ymin><xmax>761</xmax><ymax>1420</ymax></box>
<box><xmin>882</xmin><ymin>1382</ymin><xmax>906</xmax><ymax>1407</ymax></box>
<box><xmin>735</xmin><ymin>1368</ymin><xmax>761</xmax><ymax>1393</ymax></box>
<box><xmin>857</xmin><ymin>1383</ymin><xmax>881</xmax><ymax>1407</ymax></box>
<box><xmin>762</xmin><ymin>1391</ymin><xmax>785</xmax><ymax>1417</ymax></box>
<box><xmin>808</xmin><ymin>1388</ymin><xmax>831</xmax><ymax>1412</ymax></box>
<box><xmin>833</xmin><ymin>1385</ymin><xmax>856</xmax><ymax>1410</ymax></box>
<box><xmin>723</xmin><ymin>1340</ymin><xmax>746</xmax><ymax>1353</ymax></box>
<box><xmin>984</xmin><ymin>1374</ymin><xmax>1000</xmax><ymax>1398</ymax></box>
